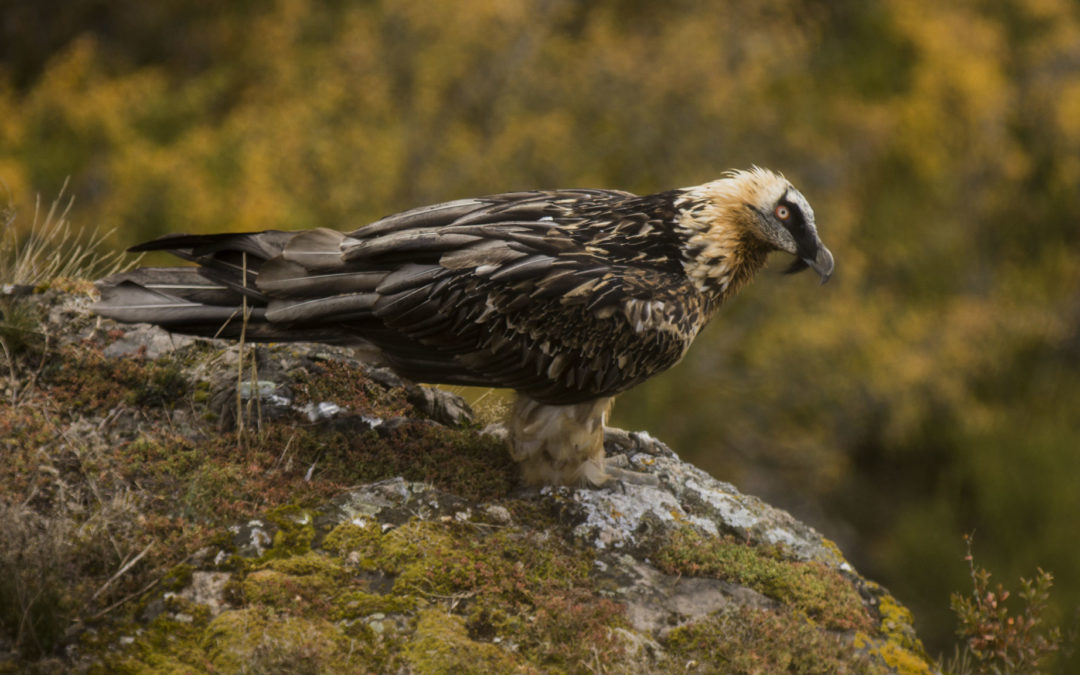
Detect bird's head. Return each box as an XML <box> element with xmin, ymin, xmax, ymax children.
<box><xmin>677</xmin><ymin>168</ymin><xmax>834</xmax><ymax>291</ymax></box>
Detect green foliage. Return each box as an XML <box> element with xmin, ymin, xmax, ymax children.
<box><xmin>3</xmin><ymin>0</ymin><xmax>1080</xmax><ymax>663</ymax></box>
<box><xmin>948</xmin><ymin>536</ymin><xmax>1062</xmax><ymax>673</ymax></box>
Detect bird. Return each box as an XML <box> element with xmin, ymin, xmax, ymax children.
<box><xmin>94</xmin><ymin>167</ymin><xmax>833</xmax><ymax>487</ymax></box>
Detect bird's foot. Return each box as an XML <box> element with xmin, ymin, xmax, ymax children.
<box><xmin>604</xmin><ymin>426</ymin><xmax>676</xmax><ymax>458</ymax></box>
<box><xmin>600</xmin><ymin>453</ymin><xmax>659</xmax><ymax>488</ymax></box>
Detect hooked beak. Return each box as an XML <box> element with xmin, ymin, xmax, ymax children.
<box><xmin>783</xmin><ymin>244</ymin><xmax>834</xmax><ymax>284</ymax></box>
<box><xmin>807</xmin><ymin>245</ymin><xmax>834</xmax><ymax>284</ymax></box>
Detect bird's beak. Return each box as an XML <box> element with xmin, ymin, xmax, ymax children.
<box><xmin>783</xmin><ymin>243</ymin><xmax>834</xmax><ymax>284</ymax></box>
<box><xmin>807</xmin><ymin>245</ymin><xmax>834</xmax><ymax>285</ymax></box>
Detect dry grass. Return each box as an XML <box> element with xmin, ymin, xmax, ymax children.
<box><xmin>0</xmin><ymin>178</ymin><xmax>137</xmax><ymax>289</ymax></box>
<box><xmin>0</xmin><ymin>180</ymin><xmax>140</xmax><ymax>408</ymax></box>
<box><xmin>0</xmin><ymin>465</ymin><xmax>150</xmax><ymax>660</ymax></box>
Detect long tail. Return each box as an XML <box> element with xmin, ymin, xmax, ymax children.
<box><xmin>94</xmin><ymin>230</ymin><xmax>365</xmax><ymax>344</ymax></box>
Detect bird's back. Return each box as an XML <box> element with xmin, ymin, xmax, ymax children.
<box><xmin>95</xmin><ymin>188</ymin><xmax>710</xmax><ymax>405</ymax></box>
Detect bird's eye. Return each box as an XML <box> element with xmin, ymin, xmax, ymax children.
<box><xmin>775</xmin><ymin>204</ymin><xmax>790</xmax><ymax>220</ymax></box>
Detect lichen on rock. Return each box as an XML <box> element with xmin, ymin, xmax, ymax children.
<box><xmin>1</xmin><ymin>288</ymin><xmax>938</xmax><ymax>673</ymax></box>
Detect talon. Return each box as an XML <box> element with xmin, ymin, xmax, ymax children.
<box><xmin>603</xmin><ymin>458</ymin><xmax>659</xmax><ymax>487</ymax></box>
<box><xmin>603</xmin><ymin>426</ymin><xmax>634</xmax><ymax>450</ymax></box>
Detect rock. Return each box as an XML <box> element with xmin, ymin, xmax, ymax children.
<box><xmin>101</xmin><ymin>323</ymin><xmax>198</xmax><ymax>360</ymax></box>
<box><xmin>1</xmin><ymin>287</ymin><xmax>939</xmax><ymax>674</ymax></box>
<box><xmin>176</xmin><ymin>571</ymin><xmax>232</xmax><ymax>617</ymax></box>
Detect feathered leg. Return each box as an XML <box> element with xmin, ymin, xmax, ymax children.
<box><xmin>507</xmin><ymin>394</ymin><xmax>613</xmax><ymax>486</ymax></box>
<box><xmin>506</xmin><ymin>394</ymin><xmax>658</xmax><ymax>487</ymax></box>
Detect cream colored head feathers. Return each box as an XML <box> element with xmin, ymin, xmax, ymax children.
<box><xmin>676</xmin><ymin>168</ymin><xmax>832</xmax><ymax>294</ymax></box>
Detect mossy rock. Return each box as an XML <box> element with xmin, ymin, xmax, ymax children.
<box><xmin>3</xmin><ymin>290</ymin><xmax>939</xmax><ymax>673</ymax></box>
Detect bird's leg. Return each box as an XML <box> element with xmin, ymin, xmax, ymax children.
<box><xmin>507</xmin><ymin>395</ymin><xmax>658</xmax><ymax>487</ymax></box>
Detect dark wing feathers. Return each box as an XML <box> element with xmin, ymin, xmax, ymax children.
<box><xmin>351</xmin><ymin>198</ymin><xmax>490</xmax><ymax>237</ymax></box>
<box><xmin>351</xmin><ymin>189</ymin><xmax>632</xmax><ymax>238</ymax></box>
<box><xmin>259</xmin><ymin>262</ymin><xmax>386</xmax><ymax>297</ymax></box>
<box><xmin>280</xmin><ymin>228</ymin><xmax>348</xmax><ymax>270</ymax></box>
<box><xmin>374</xmin><ymin>264</ymin><xmax>445</xmax><ymax>295</ymax></box>
<box><xmin>95</xmin><ymin>188</ymin><xmax>704</xmax><ymax>403</ymax></box>
<box><xmin>129</xmin><ymin>230</ymin><xmax>295</xmax><ymax>262</ymax></box>
<box><xmin>485</xmin><ymin>254</ymin><xmax>564</xmax><ymax>283</ymax></box>
<box><xmin>342</xmin><ymin>231</ymin><xmax>485</xmax><ymax>262</ymax></box>
<box><xmin>439</xmin><ymin>240</ymin><xmax>528</xmax><ymax>270</ymax></box>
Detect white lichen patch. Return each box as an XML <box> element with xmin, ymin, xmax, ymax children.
<box><xmin>682</xmin><ymin>477</ymin><xmax>762</xmax><ymax>531</ymax></box>
<box><xmin>571</xmin><ymin>483</ymin><xmax>717</xmax><ymax>550</ymax></box>
<box><xmin>303</xmin><ymin>401</ymin><xmax>345</xmax><ymax>421</ymax></box>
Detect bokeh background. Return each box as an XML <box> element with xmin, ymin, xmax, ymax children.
<box><xmin>3</xmin><ymin>0</ymin><xmax>1079</xmax><ymax>663</ymax></box>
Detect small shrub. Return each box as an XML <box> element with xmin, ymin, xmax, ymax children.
<box><xmin>949</xmin><ymin>535</ymin><xmax>1062</xmax><ymax>673</ymax></box>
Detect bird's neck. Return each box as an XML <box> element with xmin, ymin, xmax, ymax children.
<box><xmin>674</xmin><ymin>199</ymin><xmax>772</xmax><ymax>308</ymax></box>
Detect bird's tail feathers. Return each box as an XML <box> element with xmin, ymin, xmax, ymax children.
<box><xmin>94</xmin><ymin>270</ymin><xmax>260</xmax><ymax>339</ymax></box>
<box><xmin>95</xmin><ymin>230</ymin><xmax>377</xmax><ymax>342</ymax></box>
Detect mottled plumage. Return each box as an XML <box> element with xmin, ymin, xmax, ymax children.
<box><xmin>95</xmin><ymin>168</ymin><xmax>833</xmax><ymax>486</ymax></box>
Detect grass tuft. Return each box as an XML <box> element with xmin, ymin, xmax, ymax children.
<box><xmin>0</xmin><ymin>178</ymin><xmax>137</xmax><ymax>288</ymax></box>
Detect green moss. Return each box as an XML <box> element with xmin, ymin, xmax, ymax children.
<box><xmin>241</xmin><ymin>569</ymin><xmax>336</xmax><ymax>614</ymax></box>
<box><xmin>403</xmin><ymin>609</ymin><xmax>518</xmax><ymax>674</ymax></box>
<box><xmin>107</xmin><ymin>602</ymin><xmax>396</xmax><ymax>673</ymax></box>
<box><xmin>160</xmin><ymin>564</ymin><xmax>194</xmax><ymax>593</ymax></box>
<box><xmin>289</xmin><ymin>516</ymin><xmax>628</xmax><ymax>670</ymax></box>
<box><xmin>178</xmin><ymin>463</ymin><xmax>244</xmax><ymax>521</ymax></box>
<box><xmin>818</xmin><ymin>536</ymin><xmax>849</xmax><ymax>566</ymax></box>
<box><xmin>321</xmin><ymin>521</ymin><xmax>383</xmax><ymax>567</ymax></box>
<box><xmin>332</xmin><ymin>518</ymin><xmax>628</xmax><ymax>671</ymax></box>
<box><xmin>878</xmin><ymin>593</ymin><xmax>923</xmax><ymax>651</ymax></box>
<box><xmin>663</xmin><ymin>605</ymin><xmax>870</xmax><ymax>674</ymax></box>
<box><xmin>237</xmin><ymin>551</ymin><xmax>364</xmax><ymax>617</ymax></box>
<box><xmin>261</xmin><ymin>550</ymin><xmax>342</xmax><ymax>577</ymax></box>
<box><xmin>654</xmin><ymin>528</ymin><xmax>873</xmax><ymax>632</ymax></box>
<box><xmin>261</xmin><ymin>505</ymin><xmax>316</xmax><ymax>559</ymax></box>
<box><xmin>104</xmin><ymin>601</ymin><xmax>216</xmax><ymax>674</ymax></box>
<box><xmin>333</xmin><ymin>590</ymin><xmax>416</xmax><ymax>620</ymax></box>
<box><xmin>200</xmin><ymin>607</ymin><xmax>375</xmax><ymax>673</ymax></box>
<box><xmin>372</xmin><ymin>520</ymin><xmax>594</xmax><ymax>601</ymax></box>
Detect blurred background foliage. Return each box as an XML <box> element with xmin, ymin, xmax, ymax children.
<box><xmin>2</xmin><ymin>0</ymin><xmax>1079</xmax><ymax>663</ymax></box>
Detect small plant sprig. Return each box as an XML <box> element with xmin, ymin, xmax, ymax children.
<box><xmin>949</xmin><ymin>534</ymin><xmax>1061</xmax><ymax>673</ymax></box>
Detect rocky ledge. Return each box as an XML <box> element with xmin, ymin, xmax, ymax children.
<box><xmin>0</xmin><ymin>286</ymin><xmax>937</xmax><ymax>673</ymax></box>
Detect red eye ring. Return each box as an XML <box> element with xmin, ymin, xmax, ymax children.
<box><xmin>775</xmin><ymin>204</ymin><xmax>790</xmax><ymax>220</ymax></box>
